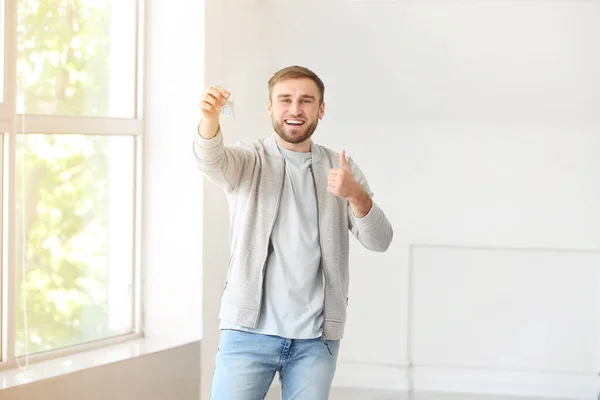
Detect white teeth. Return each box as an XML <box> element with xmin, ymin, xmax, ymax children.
<box><xmin>285</xmin><ymin>119</ymin><xmax>303</xmax><ymax>125</ymax></box>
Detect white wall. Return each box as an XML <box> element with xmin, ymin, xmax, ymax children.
<box><xmin>142</xmin><ymin>0</ymin><xmax>204</xmax><ymax>341</ymax></box>
<box><xmin>202</xmin><ymin>0</ymin><xmax>600</xmax><ymax>399</ymax></box>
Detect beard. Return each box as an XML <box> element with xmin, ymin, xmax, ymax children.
<box><xmin>272</xmin><ymin>117</ymin><xmax>319</xmax><ymax>144</ymax></box>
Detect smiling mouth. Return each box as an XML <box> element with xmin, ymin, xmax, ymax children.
<box><xmin>284</xmin><ymin>119</ymin><xmax>305</xmax><ymax>127</ymax></box>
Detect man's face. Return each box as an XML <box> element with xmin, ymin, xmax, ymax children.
<box><xmin>267</xmin><ymin>78</ymin><xmax>325</xmax><ymax>145</ymax></box>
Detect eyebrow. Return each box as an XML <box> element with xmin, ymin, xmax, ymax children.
<box><xmin>277</xmin><ymin>94</ymin><xmax>316</xmax><ymax>100</ymax></box>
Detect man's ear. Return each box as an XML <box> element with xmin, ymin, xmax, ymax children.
<box><xmin>319</xmin><ymin>101</ymin><xmax>325</xmax><ymax>120</ymax></box>
<box><xmin>266</xmin><ymin>99</ymin><xmax>273</xmax><ymax>117</ymax></box>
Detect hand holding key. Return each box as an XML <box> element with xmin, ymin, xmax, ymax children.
<box><xmin>200</xmin><ymin>85</ymin><xmax>231</xmax><ymax>122</ymax></box>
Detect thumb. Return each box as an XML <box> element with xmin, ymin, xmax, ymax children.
<box><xmin>340</xmin><ymin>150</ymin><xmax>350</xmax><ymax>170</ymax></box>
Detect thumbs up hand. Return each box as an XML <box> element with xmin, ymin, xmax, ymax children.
<box><xmin>339</xmin><ymin>150</ymin><xmax>351</xmax><ymax>172</ymax></box>
<box><xmin>327</xmin><ymin>150</ymin><xmax>362</xmax><ymax>201</ymax></box>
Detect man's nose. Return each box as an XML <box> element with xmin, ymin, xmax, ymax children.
<box><xmin>289</xmin><ymin>101</ymin><xmax>301</xmax><ymax>116</ymax></box>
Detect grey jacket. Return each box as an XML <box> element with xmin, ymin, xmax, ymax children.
<box><xmin>193</xmin><ymin>129</ymin><xmax>393</xmax><ymax>341</ymax></box>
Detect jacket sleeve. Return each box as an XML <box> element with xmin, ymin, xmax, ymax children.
<box><xmin>192</xmin><ymin>126</ymin><xmax>256</xmax><ymax>193</ymax></box>
<box><xmin>346</xmin><ymin>157</ymin><xmax>393</xmax><ymax>252</ymax></box>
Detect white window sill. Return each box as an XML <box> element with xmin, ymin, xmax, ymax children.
<box><xmin>0</xmin><ymin>336</ymin><xmax>200</xmax><ymax>391</ymax></box>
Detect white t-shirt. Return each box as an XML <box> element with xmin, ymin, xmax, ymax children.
<box><xmin>220</xmin><ymin>143</ymin><xmax>324</xmax><ymax>338</ymax></box>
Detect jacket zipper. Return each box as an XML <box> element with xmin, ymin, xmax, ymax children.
<box><xmin>254</xmin><ymin>157</ymin><xmax>286</xmax><ymax>326</ymax></box>
<box><xmin>310</xmin><ymin>165</ymin><xmax>332</xmax><ymax>355</ymax></box>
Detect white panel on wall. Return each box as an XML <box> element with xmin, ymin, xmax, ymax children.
<box><xmin>411</xmin><ymin>245</ymin><xmax>600</xmax><ymax>372</ymax></box>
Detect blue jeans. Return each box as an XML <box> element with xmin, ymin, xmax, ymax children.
<box><xmin>210</xmin><ymin>329</ymin><xmax>340</xmax><ymax>400</ymax></box>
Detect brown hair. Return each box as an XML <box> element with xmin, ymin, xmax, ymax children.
<box><xmin>268</xmin><ymin>65</ymin><xmax>325</xmax><ymax>104</ymax></box>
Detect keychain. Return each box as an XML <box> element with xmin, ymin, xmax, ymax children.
<box><xmin>221</xmin><ymin>94</ymin><xmax>235</xmax><ymax>118</ymax></box>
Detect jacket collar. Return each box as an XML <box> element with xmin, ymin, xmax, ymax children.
<box><xmin>264</xmin><ymin>133</ymin><xmax>323</xmax><ymax>163</ymax></box>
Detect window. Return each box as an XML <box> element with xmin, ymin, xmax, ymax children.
<box><xmin>1</xmin><ymin>0</ymin><xmax>143</xmax><ymax>367</ymax></box>
<box><xmin>16</xmin><ymin>0</ymin><xmax>137</xmax><ymax>118</ymax></box>
<box><xmin>15</xmin><ymin>134</ymin><xmax>136</xmax><ymax>356</ymax></box>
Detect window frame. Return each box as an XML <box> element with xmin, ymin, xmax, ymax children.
<box><xmin>0</xmin><ymin>0</ymin><xmax>15</xmax><ymax>127</ymax></box>
<box><xmin>0</xmin><ymin>0</ymin><xmax>146</xmax><ymax>370</ymax></box>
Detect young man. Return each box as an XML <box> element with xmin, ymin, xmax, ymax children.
<box><xmin>193</xmin><ymin>66</ymin><xmax>393</xmax><ymax>400</ymax></box>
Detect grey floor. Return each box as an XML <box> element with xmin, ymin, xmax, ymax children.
<box><xmin>266</xmin><ymin>387</ymin><xmax>572</xmax><ymax>400</ymax></box>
